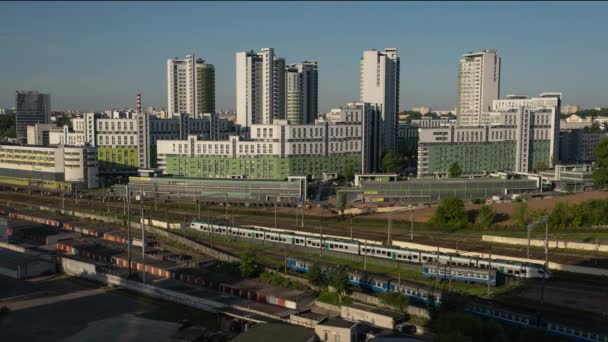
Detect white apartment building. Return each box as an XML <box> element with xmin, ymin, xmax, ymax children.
<box><xmin>492</xmin><ymin>93</ymin><xmax>562</xmax><ymax>112</ymax></box>
<box><xmin>236</xmin><ymin>48</ymin><xmax>286</xmax><ymax>127</ymax></box>
<box><xmin>157</xmin><ymin>102</ymin><xmax>382</xmax><ymax>177</ymax></box>
<box><xmin>286</xmin><ymin>61</ymin><xmax>319</xmax><ymax>124</ymax></box>
<box><xmin>418</xmin><ymin>107</ymin><xmax>559</xmax><ymax>177</ymax></box>
<box><xmin>167</xmin><ymin>54</ymin><xmax>215</xmax><ymax>117</ymax></box>
<box><xmin>457</xmin><ymin>50</ymin><xmax>501</xmax><ymax>126</ymax></box>
<box><xmin>359</xmin><ymin>48</ymin><xmax>400</xmax><ymax>152</ymax></box>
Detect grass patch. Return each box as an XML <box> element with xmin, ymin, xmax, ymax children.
<box><xmin>316</xmin><ymin>291</ymin><xmax>353</xmax><ymax>306</ymax></box>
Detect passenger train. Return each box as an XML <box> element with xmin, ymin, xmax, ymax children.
<box><xmin>422</xmin><ymin>263</ymin><xmax>497</xmax><ymax>286</ymax></box>
<box><xmin>189</xmin><ymin>220</ymin><xmax>550</xmax><ymax>279</ymax></box>
<box><xmin>288</xmin><ymin>256</ymin><xmax>606</xmax><ymax>342</ymax></box>
<box><xmin>286</xmin><ymin>257</ymin><xmax>442</xmax><ymax>306</ymax></box>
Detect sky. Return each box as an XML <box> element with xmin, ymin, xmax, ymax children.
<box><xmin>0</xmin><ymin>1</ymin><xmax>607</xmax><ymax>112</ymax></box>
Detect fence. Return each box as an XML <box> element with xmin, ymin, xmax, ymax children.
<box><xmin>482</xmin><ymin>235</ymin><xmax>608</xmax><ymax>253</ymax></box>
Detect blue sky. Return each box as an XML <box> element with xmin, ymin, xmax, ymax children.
<box><xmin>1</xmin><ymin>1</ymin><xmax>607</xmax><ymax>112</ymax></box>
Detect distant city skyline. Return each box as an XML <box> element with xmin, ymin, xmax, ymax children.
<box><xmin>1</xmin><ymin>2</ymin><xmax>607</xmax><ymax>112</ymax></box>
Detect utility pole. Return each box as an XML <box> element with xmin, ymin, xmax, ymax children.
<box><xmin>274</xmin><ymin>200</ymin><xmax>278</xmax><ymax>229</ymax></box>
<box><xmin>140</xmin><ymin>189</ymin><xmax>146</xmax><ymax>284</ymax></box>
<box><xmin>154</xmin><ymin>184</ymin><xmax>158</xmax><ymax>210</ymax></box>
<box><xmin>225</xmin><ymin>192</ymin><xmax>228</xmax><ymax>223</ymax></box>
<box><xmin>320</xmin><ymin>217</ymin><xmax>323</xmax><ymax>256</ymax></box>
<box><xmin>541</xmin><ymin>219</ymin><xmax>548</xmax><ymax>305</ymax></box>
<box><xmin>387</xmin><ymin>212</ymin><xmax>392</xmax><ymax>245</ymax></box>
<box><xmin>487</xmin><ymin>246</ymin><xmax>492</xmax><ymax>297</ymax></box>
<box><xmin>410</xmin><ymin>210</ymin><xmax>414</xmax><ymax>240</ymax></box>
<box><xmin>197</xmin><ymin>196</ymin><xmax>201</xmax><ymax>220</ymax></box>
<box><xmin>126</xmin><ymin>185</ymin><xmax>131</xmax><ymax>277</ymax></box>
<box><xmin>350</xmin><ymin>215</ymin><xmax>353</xmax><ymax>240</ymax></box>
<box><xmin>62</xmin><ymin>188</ymin><xmax>65</xmax><ymax>210</ymax></box>
<box><xmin>284</xmin><ymin>244</ymin><xmax>287</xmax><ymax>274</ymax></box>
<box><xmin>364</xmin><ymin>240</ymin><xmax>368</xmax><ymax>271</ymax></box>
<box><xmin>301</xmin><ymin>201</ymin><xmax>304</xmax><ymax>228</ymax></box>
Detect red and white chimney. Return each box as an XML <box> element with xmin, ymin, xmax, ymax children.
<box><xmin>136</xmin><ymin>93</ymin><xmax>141</xmax><ymax>113</ymax></box>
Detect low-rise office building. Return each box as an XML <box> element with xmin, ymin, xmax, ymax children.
<box><xmin>0</xmin><ymin>144</ymin><xmax>98</xmax><ymax>189</ymax></box>
<box><xmin>417</xmin><ymin>107</ymin><xmax>559</xmax><ymax>177</ymax></box>
<box><xmin>559</xmin><ymin>129</ymin><xmax>608</xmax><ymax>164</ymax></box>
<box><xmin>48</xmin><ymin>112</ymin><xmax>235</xmax><ymax>174</ymax></box>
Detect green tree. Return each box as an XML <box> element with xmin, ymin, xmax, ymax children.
<box><xmin>448</xmin><ymin>162</ymin><xmax>462</xmax><ymax>178</ymax></box>
<box><xmin>55</xmin><ymin>115</ymin><xmax>72</xmax><ymax>128</ymax></box>
<box><xmin>337</xmin><ymin>192</ymin><xmax>348</xmax><ymax>217</ymax></box>
<box><xmin>307</xmin><ymin>262</ymin><xmax>326</xmax><ymax>287</ymax></box>
<box><xmin>382</xmin><ymin>152</ymin><xmax>398</xmax><ymax>173</ymax></box>
<box><xmin>533</xmin><ymin>161</ymin><xmax>549</xmax><ymax>172</ymax></box>
<box><xmin>240</xmin><ymin>249</ymin><xmax>258</xmax><ymax>278</ymax></box>
<box><xmin>400</xmin><ymin>111</ymin><xmax>422</xmax><ymax>123</ymax></box>
<box><xmin>476</xmin><ymin>205</ymin><xmax>496</xmax><ymax>229</ymax></box>
<box><xmin>380</xmin><ymin>292</ymin><xmax>409</xmax><ymax>313</ymax></box>
<box><xmin>429</xmin><ymin>197</ymin><xmax>468</xmax><ymax>228</ymax></box>
<box><xmin>343</xmin><ymin>163</ymin><xmax>355</xmax><ymax>181</ymax></box>
<box><xmin>512</xmin><ymin>202</ymin><xmax>529</xmax><ymax>230</ymax></box>
<box><xmin>0</xmin><ymin>114</ymin><xmax>16</xmax><ymax>138</ymax></box>
<box><xmin>326</xmin><ymin>267</ymin><xmax>349</xmax><ymax>303</ymax></box>
<box><xmin>593</xmin><ymin>138</ymin><xmax>608</xmax><ymax>188</ymax></box>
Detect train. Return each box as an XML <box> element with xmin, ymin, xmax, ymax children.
<box><xmin>465</xmin><ymin>299</ymin><xmax>608</xmax><ymax>342</ymax></box>
<box><xmin>189</xmin><ymin>220</ymin><xmax>550</xmax><ymax>279</ymax></box>
<box><xmin>422</xmin><ymin>263</ymin><xmax>497</xmax><ymax>286</ymax></box>
<box><xmin>286</xmin><ymin>257</ymin><xmax>442</xmax><ymax>306</ymax></box>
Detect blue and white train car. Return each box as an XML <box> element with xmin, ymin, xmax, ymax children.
<box><xmin>422</xmin><ymin>263</ymin><xmax>497</xmax><ymax>286</ymax></box>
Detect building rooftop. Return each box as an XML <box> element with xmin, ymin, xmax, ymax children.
<box><xmin>0</xmin><ymin>247</ymin><xmax>42</xmax><ymax>270</ymax></box>
<box><xmin>317</xmin><ymin>318</ymin><xmax>356</xmax><ymax>329</ymax></box>
<box><xmin>231</xmin><ymin>323</ymin><xmax>314</xmax><ymax>342</ymax></box>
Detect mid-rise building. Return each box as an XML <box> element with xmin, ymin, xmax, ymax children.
<box><xmin>49</xmin><ymin>112</ymin><xmax>235</xmax><ymax>175</ymax></box>
<box><xmin>360</xmin><ymin>48</ymin><xmax>400</xmax><ymax>152</ymax></box>
<box><xmin>559</xmin><ymin>129</ymin><xmax>608</xmax><ymax>164</ymax></box>
<box><xmin>15</xmin><ymin>91</ymin><xmax>50</xmax><ymax>143</ymax></box>
<box><xmin>0</xmin><ymin>144</ymin><xmax>98</xmax><ymax>190</ymax></box>
<box><xmin>561</xmin><ymin>104</ymin><xmax>580</xmax><ymax>115</ymax></box>
<box><xmin>26</xmin><ymin>123</ymin><xmax>54</xmax><ymax>145</ymax></box>
<box><xmin>236</xmin><ymin>48</ymin><xmax>286</xmax><ymax>127</ymax></box>
<box><xmin>418</xmin><ymin>107</ymin><xmax>559</xmax><ymax>177</ymax></box>
<box><xmin>412</xmin><ymin>106</ymin><xmax>432</xmax><ymax>115</ymax></box>
<box><xmin>285</xmin><ymin>61</ymin><xmax>319</xmax><ymax>124</ymax></box>
<box><xmin>157</xmin><ymin>102</ymin><xmax>382</xmax><ymax>180</ymax></box>
<box><xmin>493</xmin><ymin>93</ymin><xmax>561</xmax><ymax>113</ymax></box>
<box><xmin>167</xmin><ymin>55</ymin><xmax>215</xmax><ymax>117</ymax></box>
<box><xmin>456</xmin><ymin>50</ymin><xmax>500</xmax><ymax>126</ymax></box>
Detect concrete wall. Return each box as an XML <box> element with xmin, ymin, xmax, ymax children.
<box><xmin>314</xmin><ymin>324</ymin><xmax>353</xmax><ymax>342</ymax></box>
<box><xmin>482</xmin><ymin>235</ymin><xmax>608</xmax><ymax>253</ymax></box>
<box><xmin>349</xmin><ymin>292</ymin><xmax>430</xmax><ymax>319</ymax></box>
<box><xmin>340</xmin><ymin>305</ymin><xmax>396</xmax><ymax>330</ymax></box>
<box><xmin>61</xmin><ymin>256</ymin><xmax>225</xmax><ymax>313</ymax></box>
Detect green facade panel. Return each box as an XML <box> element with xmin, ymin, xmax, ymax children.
<box><xmin>425</xmin><ymin>142</ymin><xmax>516</xmax><ymax>174</ymax></box>
<box><xmin>165</xmin><ymin>154</ymin><xmax>361</xmax><ymax>180</ymax></box>
<box><xmin>98</xmin><ymin>147</ymin><xmax>139</xmax><ymax>171</ymax></box>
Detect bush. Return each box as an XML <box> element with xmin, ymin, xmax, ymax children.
<box><xmin>476</xmin><ymin>205</ymin><xmax>496</xmax><ymax>229</ymax></box>
<box><xmin>259</xmin><ymin>271</ymin><xmax>295</xmax><ymax>288</ymax></box>
<box><xmin>380</xmin><ymin>292</ymin><xmax>409</xmax><ymax>313</ymax></box>
<box><xmin>429</xmin><ymin>198</ymin><xmax>468</xmax><ymax>228</ymax></box>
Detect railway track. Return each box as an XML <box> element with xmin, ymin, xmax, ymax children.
<box><xmin>1</xmin><ymin>190</ymin><xmax>607</xmax><ymax>268</ymax></box>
